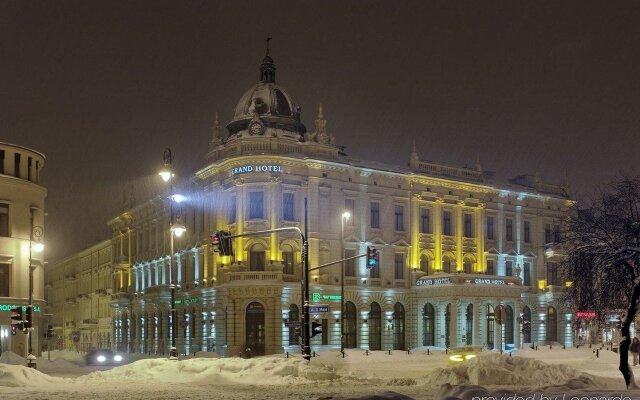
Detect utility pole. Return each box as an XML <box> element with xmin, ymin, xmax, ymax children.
<box><xmin>302</xmin><ymin>198</ymin><xmax>311</xmax><ymax>360</ymax></box>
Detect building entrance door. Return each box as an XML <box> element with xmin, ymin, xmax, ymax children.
<box><xmin>245</xmin><ymin>302</ymin><xmax>265</xmax><ymax>355</ymax></box>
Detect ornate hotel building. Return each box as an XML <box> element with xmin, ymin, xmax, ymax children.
<box><xmin>0</xmin><ymin>142</ymin><xmax>46</xmax><ymax>356</ymax></box>
<box><xmin>48</xmin><ymin>51</ymin><xmax>573</xmax><ymax>356</ymax></box>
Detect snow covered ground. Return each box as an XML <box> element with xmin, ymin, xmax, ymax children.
<box><xmin>0</xmin><ymin>346</ymin><xmax>636</xmax><ymax>400</ymax></box>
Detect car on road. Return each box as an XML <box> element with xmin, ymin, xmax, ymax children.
<box><xmin>85</xmin><ymin>349</ymin><xmax>125</xmax><ymax>366</ymax></box>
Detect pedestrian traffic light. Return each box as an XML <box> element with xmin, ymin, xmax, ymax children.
<box><xmin>311</xmin><ymin>321</ymin><xmax>322</xmax><ymax>338</ymax></box>
<box><xmin>11</xmin><ymin>324</ymin><xmax>17</xmax><ymax>336</ymax></box>
<box><xmin>25</xmin><ymin>305</ymin><xmax>33</xmax><ymax>329</ymax></box>
<box><xmin>366</xmin><ymin>246</ymin><xmax>379</xmax><ymax>269</ymax></box>
<box><xmin>10</xmin><ymin>306</ymin><xmax>24</xmax><ymax>332</ymax></box>
<box><xmin>46</xmin><ymin>324</ymin><xmax>54</xmax><ymax>338</ymax></box>
<box><xmin>211</xmin><ymin>230</ymin><xmax>233</xmax><ymax>256</ymax></box>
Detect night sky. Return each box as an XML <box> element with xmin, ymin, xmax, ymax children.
<box><xmin>1</xmin><ymin>1</ymin><xmax>639</xmax><ymax>262</ymax></box>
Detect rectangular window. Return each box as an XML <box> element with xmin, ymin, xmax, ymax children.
<box><xmin>283</xmin><ymin>193</ymin><xmax>295</xmax><ymax>221</ymax></box>
<box><xmin>524</xmin><ymin>221</ymin><xmax>531</xmax><ymax>243</ymax></box>
<box><xmin>506</xmin><ymin>218</ymin><xmax>513</xmax><ymax>242</ymax></box>
<box><xmin>228</xmin><ymin>196</ymin><xmax>237</xmax><ymax>224</ymax></box>
<box><xmin>420</xmin><ymin>208</ymin><xmax>430</xmax><ymax>233</ymax></box>
<box><xmin>464</xmin><ymin>214</ymin><xmax>473</xmax><ymax>238</ymax></box>
<box><xmin>27</xmin><ymin>157</ymin><xmax>32</xmax><ymax>181</ymax></box>
<box><xmin>443</xmin><ymin>211</ymin><xmax>452</xmax><ymax>236</ymax></box>
<box><xmin>505</xmin><ymin>260</ymin><xmax>513</xmax><ymax>277</ymax></box>
<box><xmin>0</xmin><ymin>204</ymin><xmax>8</xmax><ymax>237</ymax></box>
<box><xmin>394</xmin><ymin>253</ymin><xmax>404</xmax><ymax>279</ymax></box>
<box><xmin>14</xmin><ymin>153</ymin><xmax>20</xmax><ymax>178</ymax></box>
<box><xmin>545</xmin><ymin>224</ymin><xmax>552</xmax><ymax>244</ymax></box>
<box><xmin>345</xmin><ymin>249</ymin><xmax>356</xmax><ymax>277</ymax></box>
<box><xmin>0</xmin><ymin>150</ymin><xmax>4</xmax><ymax>174</ymax></box>
<box><xmin>344</xmin><ymin>199</ymin><xmax>355</xmax><ymax>226</ymax></box>
<box><xmin>546</xmin><ymin>262</ymin><xmax>559</xmax><ymax>286</ymax></box>
<box><xmin>0</xmin><ymin>263</ymin><xmax>8</xmax><ymax>297</ymax></box>
<box><xmin>394</xmin><ymin>205</ymin><xmax>404</xmax><ymax>231</ymax></box>
<box><xmin>486</xmin><ymin>259</ymin><xmax>495</xmax><ymax>275</ymax></box>
<box><xmin>283</xmin><ymin>251</ymin><xmax>294</xmax><ymax>275</ymax></box>
<box><xmin>523</xmin><ymin>262</ymin><xmax>531</xmax><ymax>286</ymax></box>
<box><xmin>370</xmin><ymin>202</ymin><xmax>380</xmax><ymax>229</ymax></box>
<box><xmin>553</xmin><ymin>225</ymin><xmax>561</xmax><ymax>243</ymax></box>
<box><xmin>486</xmin><ymin>216</ymin><xmax>494</xmax><ymax>240</ymax></box>
<box><xmin>249</xmin><ymin>192</ymin><xmax>264</xmax><ymax>219</ymax></box>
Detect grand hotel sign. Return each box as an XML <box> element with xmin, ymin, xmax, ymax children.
<box><xmin>415</xmin><ymin>277</ymin><xmax>507</xmax><ymax>287</ymax></box>
<box><xmin>230</xmin><ymin>164</ymin><xmax>282</xmax><ymax>176</ymax></box>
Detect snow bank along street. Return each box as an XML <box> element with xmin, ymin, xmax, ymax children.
<box><xmin>0</xmin><ymin>347</ymin><xmax>637</xmax><ymax>400</ymax></box>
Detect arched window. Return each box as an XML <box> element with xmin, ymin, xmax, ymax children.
<box><xmin>288</xmin><ymin>304</ymin><xmax>299</xmax><ymax>345</ymax></box>
<box><xmin>522</xmin><ymin>306</ymin><xmax>532</xmax><ymax>343</ymax></box>
<box><xmin>420</xmin><ymin>255</ymin><xmax>430</xmax><ymax>275</ymax></box>
<box><xmin>423</xmin><ymin>303</ymin><xmax>435</xmax><ymax>346</ymax></box>
<box><xmin>344</xmin><ymin>302</ymin><xmax>357</xmax><ymax>348</ymax></box>
<box><xmin>445</xmin><ymin>303</ymin><xmax>451</xmax><ymax>348</ymax></box>
<box><xmin>250</xmin><ymin>244</ymin><xmax>265</xmax><ymax>272</ymax></box>
<box><xmin>505</xmin><ymin>305</ymin><xmax>514</xmax><ymax>345</ymax></box>
<box><xmin>486</xmin><ymin>305</ymin><xmax>495</xmax><ymax>350</ymax></box>
<box><xmin>369</xmin><ymin>302</ymin><xmax>382</xmax><ymax>351</ymax></box>
<box><xmin>463</xmin><ymin>259</ymin><xmax>472</xmax><ymax>274</ymax></box>
<box><xmin>393</xmin><ymin>303</ymin><xmax>405</xmax><ymax>350</ymax></box>
<box><xmin>546</xmin><ymin>306</ymin><xmax>557</xmax><ymax>342</ymax></box>
<box><xmin>466</xmin><ymin>304</ymin><xmax>473</xmax><ymax>345</ymax></box>
<box><xmin>282</xmin><ymin>245</ymin><xmax>294</xmax><ymax>275</ymax></box>
<box><xmin>443</xmin><ymin>256</ymin><xmax>453</xmax><ymax>274</ymax></box>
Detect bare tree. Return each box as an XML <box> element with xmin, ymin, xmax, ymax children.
<box><xmin>562</xmin><ymin>176</ymin><xmax>640</xmax><ymax>388</ymax></box>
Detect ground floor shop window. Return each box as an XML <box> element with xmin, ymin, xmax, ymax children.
<box><xmin>423</xmin><ymin>303</ymin><xmax>435</xmax><ymax>346</ymax></box>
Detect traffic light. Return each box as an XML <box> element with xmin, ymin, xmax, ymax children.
<box><xmin>11</xmin><ymin>324</ymin><xmax>17</xmax><ymax>336</ymax></box>
<box><xmin>46</xmin><ymin>325</ymin><xmax>54</xmax><ymax>338</ymax></box>
<box><xmin>366</xmin><ymin>246</ymin><xmax>379</xmax><ymax>269</ymax></box>
<box><xmin>311</xmin><ymin>321</ymin><xmax>322</xmax><ymax>338</ymax></box>
<box><xmin>10</xmin><ymin>306</ymin><xmax>24</xmax><ymax>332</ymax></box>
<box><xmin>211</xmin><ymin>230</ymin><xmax>233</xmax><ymax>256</ymax></box>
<box><xmin>25</xmin><ymin>305</ymin><xmax>33</xmax><ymax>329</ymax></box>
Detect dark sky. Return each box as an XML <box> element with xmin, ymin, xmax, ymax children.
<box><xmin>1</xmin><ymin>1</ymin><xmax>639</xmax><ymax>262</ymax></box>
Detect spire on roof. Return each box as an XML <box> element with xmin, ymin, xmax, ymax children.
<box><xmin>260</xmin><ymin>37</ymin><xmax>276</xmax><ymax>83</ymax></box>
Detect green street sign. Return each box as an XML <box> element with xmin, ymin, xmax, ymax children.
<box><xmin>312</xmin><ymin>293</ymin><xmax>341</xmax><ymax>302</ymax></box>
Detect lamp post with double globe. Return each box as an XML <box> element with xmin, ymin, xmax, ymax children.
<box><xmin>159</xmin><ymin>148</ymin><xmax>186</xmax><ymax>359</ymax></box>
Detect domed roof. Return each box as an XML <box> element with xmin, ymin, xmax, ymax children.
<box><xmin>226</xmin><ymin>52</ymin><xmax>306</xmax><ymax>137</ymax></box>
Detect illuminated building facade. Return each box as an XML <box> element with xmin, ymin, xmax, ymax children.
<box><xmin>52</xmin><ymin>51</ymin><xmax>574</xmax><ymax>356</ymax></box>
<box><xmin>0</xmin><ymin>142</ymin><xmax>46</xmax><ymax>355</ymax></box>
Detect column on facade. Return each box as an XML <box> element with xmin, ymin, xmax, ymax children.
<box><xmin>410</xmin><ymin>191</ymin><xmax>420</xmax><ymax>270</ymax></box>
<box><xmin>473</xmin><ymin>299</ymin><xmax>481</xmax><ymax>346</ymax></box>
<box><xmin>269</xmin><ymin>178</ymin><xmax>280</xmax><ymax>263</ymax></box>
<box><xmin>514</xmin><ymin>301</ymin><xmax>522</xmax><ymax>349</ymax></box>
<box><xmin>476</xmin><ymin>206</ymin><xmax>485</xmax><ymax>272</ymax></box>
<box><xmin>450</xmin><ymin>299</ymin><xmax>459</xmax><ymax>348</ymax></box>
<box><xmin>455</xmin><ymin>203</ymin><xmax>463</xmax><ymax>270</ymax></box>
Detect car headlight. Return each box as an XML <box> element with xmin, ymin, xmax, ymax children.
<box><xmin>114</xmin><ymin>355</ymin><xmax>123</xmax><ymax>362</ymax></box>
<box><xmin>97</xmin><ymin>355</ymin><xmax>106</xmax><ymax>363</ymax></box>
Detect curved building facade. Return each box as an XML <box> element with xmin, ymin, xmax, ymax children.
<box><xmin>53</xmin><ymin>51</ymin><xmax>573</xmax><ymax>356</ymax></box>
<box><xmin>0</xmin><ymin>142</ymin><xmax>46</xmax><ymax>356</ymax></box>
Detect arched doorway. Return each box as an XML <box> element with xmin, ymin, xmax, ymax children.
<box><xmin>420</xmin><ymin>255</ymin><xmax>430</xmax><ymax>274</ymax></box>
<box><xmin>245</xmin><ymin>302</ymin><xmax>266</xmax><ymax>355</ymax></box>
<box><xmin>466</xmin><ymin>304</ymin><xmax>473</xmax><ymax>345</ymax></box>
<box><xmin>505</xmin><ymin>305</ymin><xmax>514</xmax><ymax>345</ymax></box>
<box><xmin>522</xmin><ymin>306</ymin><xmax>532</xmax><ymax>343</ymax></box>
<box><xmin>344</xmin><ymin>301</ymin><xmax>357</xmax><ymax>348</ymax></box>
<box><xmin>393</xmin><ymin>303</ymin><xmax>405</xmax><ymax>350</ymax></box>
<box><xmin>486</xmin><ymin>305</ymin><xmax>495</xmax><ymax>350</ymax></box>
<box><xmin>369</xmin><ymin>302</ymin><xmax>382</xmax><ymax>350</ymax></box>
<box><xmin>546</xmin><ymin>306</ymin><xmax>557</xmax><ymax>342</ymax></box>
<box><xmin>423</xmin><ymin>303</ymin><xmax>435</xmax><ymax>346</ymax></box>
<box><xmin>463</xmin><ymin>259</ymin><xmax>472</xmax><ymax>274</ymax></box>
<box><xmin>288</xmin><ymin>304</ymin><xmax>299</xmax><ymax>345</ymax></box>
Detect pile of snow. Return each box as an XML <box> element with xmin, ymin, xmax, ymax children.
<box><xmin>0</xmin><ymin>351</ymin><xmax>27</xmax><ymax>365</ymax></box>
<box><xmin>77</xmin><ymin>355</ymin><xmax>341</xmax><ymax>385</ymax></box>
<box><xmin>423</xmin><ymin>353</ymin><xmax>619</xmax><ymax>389</ymax></box>
<box><xmin>0</xmin><ymin>364</ymin><xmax>68</xmax><ymax>387</ymax></box>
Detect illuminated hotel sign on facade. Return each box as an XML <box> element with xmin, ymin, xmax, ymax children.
<box><xmin>230</xmin><ymin>165</ymin><xmax>282</xmax><ymax>176</ymax></box>
<box><xmin>415</xmin><ymin>277</ymin><xmax>506</xmax><ymax>287</ymax></box>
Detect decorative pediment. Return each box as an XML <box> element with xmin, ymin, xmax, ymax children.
<box><xmin>486</xmin><ymin>247</ymin><xmax>499</xmax><ymax>254</ymax></box>
<box><xmin>369</xmin><ymin>237</ymin><xmax>388</xmax><ymax>246</ymax></box>
<box><xmin>522</xmin><ymin>251</ymin><xmax>537</xmax><ymax>258</ymax></box>
<box><xmin>391</xmin><ymin>239</ymin><xmax>410</xmax><ymax>247</ymax></box>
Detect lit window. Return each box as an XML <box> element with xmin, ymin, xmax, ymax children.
<box><xmin>283</xmin><ymin>193</ymin><xmax>295</xmax><ymax>221</ymax></box>
<box><xmin>370</xmin><ymin>202</ymin><xmax>380</xmax><ymax>229</ymax></box>
<box><xmin>249</xmin><ymin>192</ymin><xmax>264</xmax><ymax>219</ymax></box>
<box><xmin>394</xmin><ymin>205</ymin><xmax>404</xmax><ymax>231</ymax></box>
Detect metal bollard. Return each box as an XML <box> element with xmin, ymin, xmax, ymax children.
<box><xmin>427</xmin><ymin>349</ymin><xmax>430</xmax><ymax>355</ymax></box>
<box><xmin>596</xmin><ymin>349</ymin><xmax>599</xmax><ymax>358</ymax></box>
<box><xmin>388</xmin><ymin>349</ymin><xmax>391</xmax><ymax>355</ymax></box>
<box><xmin>341</xmin><ymin>350</ymin><xmax>345</xmax><ymax>358</ymax></box>
<box><xmin>313</xmin><ymin>351</ymin><xmax>316</xmax><ymax>357</ymax></box>
<box><xmin>286</xmin><ymin>352</ymin><xmax>289</xmax><ymax>358</ymax></box>
<box><xmin>407</xmin><ymin>349</ymin><xmax>411</xmax><ymax>355</ymax></box>
<box><xmin>445</xmin><ymin>348</ymin><xmax>448</xmax><ymax>354</ymax></box>
<box><xmin>365</xmin><ymin>350</ymin><xmax>369</xmax><ymax>356</ymax></box>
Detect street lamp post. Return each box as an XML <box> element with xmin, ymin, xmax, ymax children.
<box><xmin>29</xmin><ymin>220</ymin><xmax>43</xmax><ymax>363</ymax></box>
<box><xmin>340</xmin><ymin>212</ymin><xmax>350</xmax><ymax>355</ymax></box>
<box><xmin>159</xmin><ymin>148</ymin><xmax>186</xmax><ymax>360</ymax></box>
